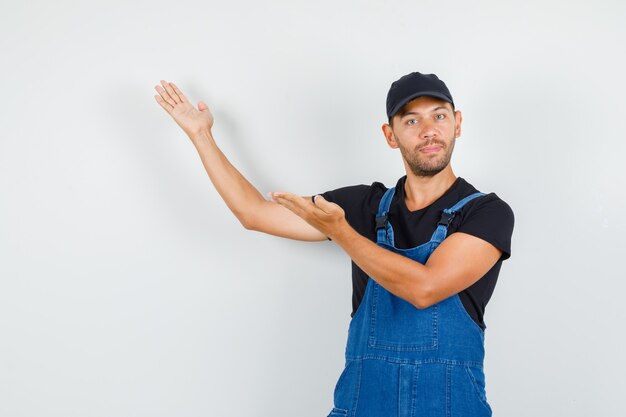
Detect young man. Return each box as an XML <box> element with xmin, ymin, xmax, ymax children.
<box><xmin>154</xmin><ymin>72</ymin><xmax>514</xmax><ymax>417</ymax></box>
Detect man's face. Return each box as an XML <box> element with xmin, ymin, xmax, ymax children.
<box><xmin>383</xmin><ymin>96</ymin><xmax>462</xmax><ymax>177</ymax></box>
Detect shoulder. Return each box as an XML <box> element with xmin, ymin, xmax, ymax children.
<box><xmin>454</xmin><ymin>180</ymin><xmax>515</xmax><ymax>260</ymax></box>
<box><xmin>455</xmin><ymin>178</ymin><xmax>514</xmax><ymax>219</ymax></box>
<box><xmin>463</xmin><ymin>192</ymin><xmax>515</xmax><ymax>224</ymax></box>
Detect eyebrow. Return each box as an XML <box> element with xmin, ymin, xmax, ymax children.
<box><xmin>400</xmin><ymin>106</ymin><xmax>451</xmax><ymax>118</ymax></box>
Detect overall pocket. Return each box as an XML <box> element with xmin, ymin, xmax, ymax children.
<box><xmin>450</xmin><ymin>365</ymin><xmax>492</xmax><ymax>417</ymax></box>
<box><xmin>463</xmin><ymin>365</ymin><xmax>492</xmax><ymax>415</ymax></box>
<box><xmin>332</xmin><ymin>359</ymin><xmax>360</xmax><ymax>413</ymax></box>
<box><xmin>368</xmin><ymin>281</ymin><xmax>438</xmax><ymax>351</ymax></box>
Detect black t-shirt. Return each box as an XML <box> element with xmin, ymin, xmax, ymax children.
<box><xmin>320</xmin><ymin>175</ymin><xmax>514</xmax><ymax>331</ymax></box>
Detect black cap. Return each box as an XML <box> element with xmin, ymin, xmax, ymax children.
<box><xmin>386</xmin><ymin>72</ymin><xmax>454</xmax><ymax>119</ymax></box>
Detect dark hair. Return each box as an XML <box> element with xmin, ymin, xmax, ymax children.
<box><xmin>388</xmin><ymin>100</ymin><xmax>456</xmax><ymax>127</ymax></box>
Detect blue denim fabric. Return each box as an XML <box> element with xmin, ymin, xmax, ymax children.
<box><xmin>327</xmin><ymin>187</ymin><xmax>492</xmax><ymax>417</ymax></box>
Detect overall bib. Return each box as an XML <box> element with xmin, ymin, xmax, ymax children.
<box><xmin>327</xmin><ymin>187</ymin><xmax>492</xmax><ymax>417</ymax></box>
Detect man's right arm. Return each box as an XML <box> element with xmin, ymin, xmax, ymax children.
<box><xmin>154</xmin><ymin>80</ymin><xmax>327</xmax><ymax>242</ymax></box>
<box><xmin>189</xmin><ymin>130</ymin><xmax>328</xmax><ymax>242</ymax></box>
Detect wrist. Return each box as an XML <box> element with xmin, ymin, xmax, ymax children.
<box><xmin>189</xmin><ymin>129</ymin><xmax>215</xmax><ymax>147</ymax></box>
<box><xmin>328</xmin><ymin>220</ymin><xmax>355</xmax><ymax>243</ymax></box>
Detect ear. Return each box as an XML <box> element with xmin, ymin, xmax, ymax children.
<box><xmin>454</xmin><ymin>110</ymin><xmax>462</xmax><ymax>138</ymax></box>
<box><xmin>382</xmin><ymin>123</ymin><xmax>399</xmax><ymax>149</ymax></box>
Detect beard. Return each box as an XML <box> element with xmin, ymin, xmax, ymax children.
<box><xmin>395</xmin><ymin>134</ymin><xmax>456</xmax><ymax>177</ymax></box>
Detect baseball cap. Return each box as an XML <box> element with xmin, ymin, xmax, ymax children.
<box><xmin>386</xmin><ymin>72</ymin><xmax>455</xmax><ymax>119</ymax></box>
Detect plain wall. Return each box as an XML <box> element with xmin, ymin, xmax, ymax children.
<box><xmin>1</xmin><ymin>0</ymin><xmax>625</xmax><ymax>416</ymax></box>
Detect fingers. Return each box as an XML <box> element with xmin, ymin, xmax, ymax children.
<box><xmin>272</xmin><ymin>192</ymin><xmax>299</xmax><ymax>207</ymax></box>
<box><xmin>273</xmin><ymin>192</ymin><xmax>330</xmax><ymax>213</ymax></box>
<box><xmin>154</xmin><ymin>85</ymin><xmax>176</xmax><ymax>108</ymax></box>
<box><xmin>311</xmin><ymin>194</ymin><xmax>330</xmax><ymax>213</ymax></box>
<box><xmin>310</xmin><ymin>195</ymin><xmax>341</xmax><ymax>216</ymax></box>
<box><xmin>272</xmin><ymin>192</ymin><xmax>310</xmax><ymax>216</ymax></box>
<box><xmin>154</xmin><ymin>93</ymin><xmax>174</xmax><ymax>112</ymax></box>
<box><xmin>309</xmin><ymin>194</ymin><xmax>332</xmax><ymax>214</ymax></box>
<box><xmin>267</xmin><ymin>191</ymin><xmax>279</xmax><ymax>202</ymax></box>
<box><xmin>313</xmin><ymin>194</ymin><xmax>328</xmax><ymax>206</ymax></box>
<box><xmin>169</xmin><ymin>82</ymin><xmax>188</xmax><ymax>103</ymax></box>
<box><xmin>154</xmin><ymin>80</ymin><xmax>184</xmax><ymax>112</ymax></box>
<box><xmin>160</xmin><ymin>80</ymin><xmax>181</xmax><ymax>104</ymax></box>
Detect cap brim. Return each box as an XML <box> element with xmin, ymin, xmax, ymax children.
<box><xmin>389</xmin><ymin>91</ymin><xmax>454</xmax><ymax>118</ymax></box>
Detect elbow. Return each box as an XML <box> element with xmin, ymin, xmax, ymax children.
<box><xmin>241</xmin><ymin>220</ymin><xmax>254</xmax><ymax>230</ymax></box>
<box><xmin>412</xmin><ymin>285</ymin><xmax>435</xmax><ymax>310</ymax></box>
<box><xmin>238</xmin><ymin>212</ymin><xmax>256</xmax><ymax>230</ymax></box>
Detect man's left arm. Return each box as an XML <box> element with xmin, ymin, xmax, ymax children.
<box><xmin>270</xmin><ymin>192</ymin><xmax>503</xmax><ymax>309</ymax></box>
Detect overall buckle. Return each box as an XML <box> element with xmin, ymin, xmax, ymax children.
<box><xmin>375</xmin><ymin>214</ymin><xmax>388</xmax><ymax>230</ymax></box>
<box><xmin>438</xmin><ymin>211</ymin><xmax>456</xmax><ymax>227</ymax></box>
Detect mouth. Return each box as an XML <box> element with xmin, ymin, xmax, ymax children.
<box><xmin>420</xmin><ymin>145</ymin><xmax>443</xmax><ymax>154</ymax></box>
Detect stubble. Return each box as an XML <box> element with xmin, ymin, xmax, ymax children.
<box><xmin>395</xmin><ymin>134</ymin><xmax>456</xmax><ymax>177</ymax></box>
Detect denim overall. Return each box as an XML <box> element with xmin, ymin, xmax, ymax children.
<box><xmin>327</xmin><ymin>187</ymin><xmax>492</xmax><ymax>417</ymax></box>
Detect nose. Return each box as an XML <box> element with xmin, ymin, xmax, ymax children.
<box><xmin>420</xmin><ymin>120</ymin><xmax>437</xmax><ymax>141</ymax></box>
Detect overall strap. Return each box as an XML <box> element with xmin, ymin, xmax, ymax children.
<box><xmin>430</xmin><ymin>192</ymin><xmax>486</xmax><ymax>243</ymax></box>
<box><xmin>375</xmin><ymin>187</ymin><xmax>396</xmax><ymax>245</ymax></box>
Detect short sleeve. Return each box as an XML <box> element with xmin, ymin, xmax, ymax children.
<box><xmin>318</xmin><ymin>184</ymin><xmax>371</xmax><ymax>241</ymax></box>
<box><xmin>456</xmin><ymin>193</ymin><xmax>515</xmax><ymax>261</ymax></box>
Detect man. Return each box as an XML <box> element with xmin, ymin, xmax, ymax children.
<box><xmin>154</xmin><ymin>72</ymin><xmax>514</xmax><ymax>417</ymax></box>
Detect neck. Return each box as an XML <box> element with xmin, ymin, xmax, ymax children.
<box><xmin>403</xmin><ymin>166</ymin><xmax>457</xmax><ymax>211</ymax></box>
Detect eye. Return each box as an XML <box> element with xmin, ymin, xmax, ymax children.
<box><xmin>407</xmin><ymin>119</ymin><xmax>418</xmax><ymax>126</ymax></box>
<box><xmin>435</xmin><ymin>114</ymin><xmax>446</xmax><ymax>120</ymax></box>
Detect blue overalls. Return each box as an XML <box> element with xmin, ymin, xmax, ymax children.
<box><xmin>327</xmin><ymin>187</ymin><xmax>492</xmax><ymax>417</ymax></box>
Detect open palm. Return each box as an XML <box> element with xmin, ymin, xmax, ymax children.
<box><xmin>154</xmin><ymin>80</ymin><xmax>213</xmax><ymax>137</ymax></box>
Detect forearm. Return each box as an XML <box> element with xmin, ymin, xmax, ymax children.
<box><xmin>271</xmin><ymin>193</ymin><xmax>499</xmax><ymax>308</ymax></box>
<box><xmin>331</xmin><ymin>223</ymin><xmax>431</xmax><ymax>308</ymax></box>
<box><xmin>188</xmin><ymin>129</ymin><xmax>265</xmax><ymax>228</ymax></box>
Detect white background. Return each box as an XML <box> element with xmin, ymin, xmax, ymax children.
<box><xmin>1</xmin><ymin>0</ymin><xmax>625</xmax><ymax>416</ymax></box>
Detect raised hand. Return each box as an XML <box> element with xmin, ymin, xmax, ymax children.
<box><xmin>154</xmin><ymin>80</ymin><xmax>214</xmax><ymax>137</ymax></box>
